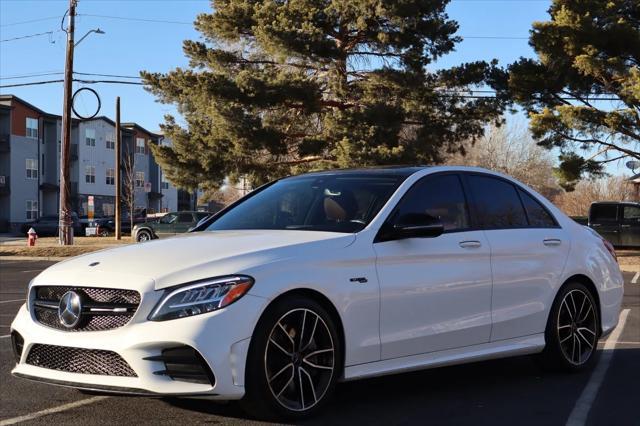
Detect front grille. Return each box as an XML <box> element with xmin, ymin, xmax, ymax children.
<box><xmin>26</xmin><ymin>344</ymin><xmax>137</xmax><ymax>377</ymax></box>
<box><xmin>32</xmin><ymin>286</ymin><xmax>140</xmax><ymax>332</ymax></box>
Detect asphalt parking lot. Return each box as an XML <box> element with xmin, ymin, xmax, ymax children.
<box><xmin>1</xmin><ymin>259</ymin><xmax>638</xmax><ymax>425</ymax></box>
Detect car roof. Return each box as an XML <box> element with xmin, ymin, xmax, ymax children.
<box><xmin>283</xmin><ymin>165</ymin><xmax>522</xmax><ymax>180</ymax></box>
<box><xmin>591</xmin><ymin>201</ymin><xmax>640</xmax><ymax>206</ymax></box>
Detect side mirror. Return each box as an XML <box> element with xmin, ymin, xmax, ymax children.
<box><xmin>379</xmin><ymin>213</ymin><xmax>445</xmax><ymax>241</ymax></box>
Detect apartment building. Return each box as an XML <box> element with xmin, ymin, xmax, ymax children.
<box><xmin>0</xmin><ymin>95</ymin><xmax>182</xmax><ymax>233</ymax></box>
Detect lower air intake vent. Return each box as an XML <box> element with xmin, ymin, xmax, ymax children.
<box><xmin>11</xmin><ymin>331</ymin><xmax>24</xmax><ymax>363</ymax></box>
<box><xmin>26</xmin><ymin>344</ymin><xmax>137</xmax><ymax>377</ymax></box>
<box><xmin>145</xmin><ymin>346</ymin><xmax>215</xmax><ymax>386</ymax></box>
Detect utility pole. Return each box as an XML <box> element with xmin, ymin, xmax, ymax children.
<box><xmin>58</xmin><ymin>0</ymin><xmax>77</xmax><ymax>245</ymax></box>
<box><xmin>115</xmin><ymin>97</ymin><xmax>121</xmax><ymax>240</ymax></box>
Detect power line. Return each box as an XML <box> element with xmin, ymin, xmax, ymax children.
<box><xmin>74</xmin><ymin>71</ymin><xmax>141</xmax><ymax>79</ymax></box>
<box><xmin>0</xmin><ymin>71</ymin><xmax>64</xmax><ymax>81</ymax></box>
<box><xmin>78</xmin><ymin>13</ymin><xmax>192</xmax><ymax>25</ymax></box>
<box><xmin>0</xmin><ymin>31</ymin><xmax>56</xmax><ymax>43</ymax></box>
<box><xmin>0</xmin><ymin>79</ymin><xmax>143</xmax><ymax>89</ymax></box>
<box><xmin>0</xmin><ymin>16</ymin><xmax>61</xmax><ymax>28</ymax></box>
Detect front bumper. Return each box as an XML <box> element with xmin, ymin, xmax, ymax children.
<box><xmin>10</xmin><ymin>294</ymin><xmax>268</xmax><ymax>399</ymax></box>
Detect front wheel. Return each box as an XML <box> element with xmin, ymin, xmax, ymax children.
<box><xmin>243</xmin><ymin>297</ymin><xmax>341</xmax><ymax>420</ymax></box>
<box><xmin>136</xmin><ymin>230</ymin><xmax>152</xmax><ymax>243</ymax></box>
<box><xmin>540</xmin><ymin>282</ymin><xmax>600</xmax><ymax>371</ymax></box>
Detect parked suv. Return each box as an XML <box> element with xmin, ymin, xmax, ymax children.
<box><xmin>133</xmin><ymin>211</ymin><xmax>209</xmax><ymax>242</ymax></box>
<box><xmin>589</xmin><ymin>201</ymin><xmax>640</xmax><ymax>247</ymax></box>
<box><xmin>19</xmin><ymin>214</ymin><xmax>82</xmax><ymax>237</ymax></box>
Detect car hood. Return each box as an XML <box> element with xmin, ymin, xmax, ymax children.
<box><xmin>33</xmin><ymin>230</ymin><xmax>356</xmax><ymax>291</ymax></box>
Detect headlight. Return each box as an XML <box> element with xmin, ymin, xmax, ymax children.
<box><xmin>148</xmin><ymin>275</ymin><xmax>254</xmax><ymax>321</ymax></box>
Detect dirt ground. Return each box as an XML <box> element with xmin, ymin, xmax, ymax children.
<box><xmin>617</xmin><ymin>250</ymin><xmax>640</xmax><ymax>270</ymax></box>
<box><xmin>0</xmin><ymin>236</ymin><xmax>133</xmax><ymax>258</ymax></box>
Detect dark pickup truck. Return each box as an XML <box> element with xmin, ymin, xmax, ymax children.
<box><xmin>589</xmin><ymin>201</ymin><xmax>640</xmax><ymax>247</ymax></box>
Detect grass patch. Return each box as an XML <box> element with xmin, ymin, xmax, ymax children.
<box><xmin>0</xmin><ymin>236</ymin><xmax>133</xmax><ymax>258</ymax></box>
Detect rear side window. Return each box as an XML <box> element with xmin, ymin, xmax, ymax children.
<box><xmin>623</xmin><ymin>206</ymin><xmax>640</xmax><ymax>223</ymax></box>
<box><xmin>467</xmin><ymin>175</ymin><xmax>528</xmax><ymax>229</ymax></box>
<box><xmin>518</xmin><ymin>189</ymin><xmax>556</xmax><ymax>228</ymax></box>
<box><xmin>590</xmin><ymin>204</ymin><xmax>618</xmax><ymax>223</ymax></box>
<box><xmin>394</xmin><ymin>174</ymin><xmax>469</xmax><ymax>231</ymax></box>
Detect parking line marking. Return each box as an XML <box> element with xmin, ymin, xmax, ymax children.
<box><xmin>0</xmin><ymin>299</ymin><xmax>24</xmax><ymax>304</ymax></box>
<box><xmin>632</xmin><ymin>272</ymin><xmax>639</xmax><ymax>284</ymax></box>
<box><xmin>565</xmin><ymin>308</ymin><xmax>630</xmax><ymax>426</ymax></box>
<box><xmin>0</xmin><ymin>396</ymin><xmax>108</xmax><ymax>426</ymax></box>
<box><xmin>0</xmin><ymin>335</ymin><xmax>9</xmax><ymax>339</ymax></box>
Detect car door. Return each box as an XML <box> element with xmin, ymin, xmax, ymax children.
<box><xmin>374</xmin><ymin>173</ymin><xmax>493</xmax><ymax>359</ymax></box>
<box><xmin>620</xmin><ymin>204</ymin><xmax>640</xmax><ymax>247</ymax></box>
<box><xmin>153</xmin><ymin>213</ymin><xmax>177</xmax><ymax>237</ymax></box>
<box><xmin>464</xmin><ymin>174</ymin><xmax>570</xmax><ymax>341</ymax></box>
<box><xmin>589</xmin><ymin>203</ymin><xmax>620</xmax><ymax>246</ymax></box>
<box><xmin>173</xmin><ymin>212</ymin><xmax>196</xmax><ymax>234</ymax></box>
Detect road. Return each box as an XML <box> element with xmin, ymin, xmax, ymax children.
<box><xmin>1</xmin><ymin>259</ymin><xmax>638</xmax><ymax>425</ymax></box>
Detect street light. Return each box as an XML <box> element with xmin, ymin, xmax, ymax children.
<box><xmin>74</xmin><ymin>28</ymin><xmax>105</xmax><ymax>47</ymax></box>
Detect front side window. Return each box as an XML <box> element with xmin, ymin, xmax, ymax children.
<box><xmin>106</xmin><ymin>168</ymin><xmax>115</xmax><ymax>185</ymax></box>
<box><xmin>159</xmin><ymin>213</ymin><xmax>177</xmax><ymax>224</ymax></box>
<box><xmin>206</xmin><ymin>174</ymin><xmax>406</xmax><ymax>233</ymax></box>
<box><xmin>85</xmin><ymin>166</ymin><xmax>95</xmax><ymax>184</ymax></box>
<box><xmin>518</xmin><ymin>189</ymin><xmax>556</xmax><ymax>228</ymax></box>
<box><xmin>26</xmin><ymin>118</ymin><xmax>38</xmax><ymax>139</ymax></box>
<box><xmin>135</xmin><ymin>138</ymin><xmax>146</xmax><ymax>154</ymax></box>
<box><xmin>177</xmin><ymin>212</ymin><xmax>193</xmax><ymax>223</ymax></box>
<box><xmin>26</xmin><ymin>158</ymin><xmax>38</xmax><ymax>179</ymax></box>
<box><xmin>391</xmin><ymin>174</ymin><xmax>470</xmax><ymax>231</ymax></box>
<box><xmin>590</xmin><ymin>204</ymin><xmax>618</xmax><ymax>222</ymax></box>
<box><xmin>135</xmin><ymin>171</ymin><xmax>145</xmax><ymax>188</ymax></box>
<box><xmin>623</xmin><ymin>205</ymin><xmax>640</xmax><ymax>223</ymax></box>
<box><xmin>468</xmin><ymin>175</ymin><xmax>528</xmax><ymax>229</ymax></box>
<box><xmin>85</xmin><ymin>128</ymin><xmax>96</xmax><ymax>146</ymax></box>
<box><xmin>26</xmin><ymin>200</ymin><xmax>38</xmax><ymax>220</ymax></box>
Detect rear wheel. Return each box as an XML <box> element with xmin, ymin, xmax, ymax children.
<box><xmin>243</xmin><ymin>296</ymin><xmax>341</xmax><ymax>420</ymax></box>
<box><xmin>541</xmin><ymin>282</ymin><xmax>600</xmax><ymax>371</ymax></box>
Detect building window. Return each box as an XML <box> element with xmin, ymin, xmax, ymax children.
<box><xmin>26</xmin><ymin>200</ymin><xmax>38</xmax><ymax>220</ymax></box>
<box><xmin>106</xmin><ymin>133</ymin><xmax>115</xmax><ymax>150</ymax></box>
<box><xmin>135</xmin><ymin>171</ymin><xmax>145</xmax><ymax>188</ymax></box>
<box><xmin>26</xmin><ymin>118</ymin><xmax>38</xmax><ymax>139</ymax></box>
<box><xmin>161</xmin><ymin>175</ymin><xmax>169</xmax><ymax>190</ymax></box>
<box><xmin>106</xmin><ymin>168</ymin><xmax>115</xmax><ymax>185</ymax></box>
<box><xmin>135</xmin><ymin>137</ymin><xmax>146</xmax><ymax>154</ymax></box>
<box><xmin>85</xmin><ymin>166</ymin><xmax>96</xmax><ymax>184</ymax></box>
<box><xmin>85</xmin><ymin>128</ymin><xmax>96</xmax><ymax>147</ymax></box>
<box><xmin>26</xmin><ymin>158</ymin><xmax>38</xmax><ymax>179</ymax></box>
<box><xmin>103</xmin><ymin>203</ymin><xmax>115</xmax><ymax>216</ymax></box>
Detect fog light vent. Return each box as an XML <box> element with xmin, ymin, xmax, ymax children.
<box><xmin>145</xmin><ymin>346</ymin><xmax>215</xmax><ymax>386</ymax></box>
<box><xmin>11</xmin><ymin>331</ymin><xmax>24</xmax><ymax>363</ymax></box>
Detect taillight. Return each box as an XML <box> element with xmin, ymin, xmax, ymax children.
<box><xmin>602</xmin><ymin>239</ymin><xmax>617</xmax><ymax>263</ymax></box>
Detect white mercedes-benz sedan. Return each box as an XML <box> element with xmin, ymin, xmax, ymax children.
<box><xmin>10</xmin><ymin>166</ymin><xmax>623</xmax><ymax>419</ymax></box>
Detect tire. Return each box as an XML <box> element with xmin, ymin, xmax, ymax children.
<box><xmin>242</xmin><ymin>296</ymin><xmax>342</xmax><ymax>420</ymax></box>
<box><xmin>98</xmin><ymin>228</ymin><xmax>109</xmax><ymax>237</ymax></box>
<box><xmin>540</xmin><ymin>281</ymin><xmax>600</xmax><ymax>372</ymax></box>
<box><xmin>136</xmin><ymin>230</ymin><xmax>152</xmax><ymax>243</ymax></box>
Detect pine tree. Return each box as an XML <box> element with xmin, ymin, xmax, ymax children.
<box><xmin>502</xmin><ymin>0</ymin><xmax>640</xmax><ymax>190</ymax></box>
<box><xmin>142</xmin><ymin>0</ymin><xmax>506</xmax><ymax>190</ymax></box>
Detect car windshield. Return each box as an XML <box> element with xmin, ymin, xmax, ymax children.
<box><xmin>206</xmin><ymin>174</ymin><xmax>406</xmax><ymax>233</ymax></box>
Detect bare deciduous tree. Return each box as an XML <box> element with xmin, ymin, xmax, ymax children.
<box><xmin>121</xmin><ymin>152</ymin><xmax>136</xmax><ymax>232</ymax></box>
<box><xmin>553</xmin><ymin>177</ymin><xmax>638</xmax><ymax>217</ymax></box>
<box><xmin>445</xmin><ymin>123</ymin><xmax>559</xmax><ymax>198</ymax></box>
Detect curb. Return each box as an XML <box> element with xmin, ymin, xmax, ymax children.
<box><xmin>0</xmin><ymin>256</ymin><xmax>67</xmax><ymax>262</ymax></box>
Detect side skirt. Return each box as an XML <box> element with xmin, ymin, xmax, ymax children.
<box><xmin>343</xmin><ymin>333</ymin><xmax>545</xmax><ymax>381</ymax></box>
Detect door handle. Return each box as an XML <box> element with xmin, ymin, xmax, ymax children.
<box><xmin>459</xmin><ymin>240</ymin><xmax>482</xmax><ymax>249</ymax></box>
<box><xmin>543</xmin><ymin>238</ymin><xmax>562</xmax><ymax>247</ymax></box>
<box><xmin>591</xmin><ymin>224</ymin><xmax>601</xmax><ymax>227</ymax></box>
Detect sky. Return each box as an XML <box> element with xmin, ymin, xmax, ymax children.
<box><xmin>0</xmin><ymin>0</ymin><xmax>627</xmax><ymax>175</ymax></box>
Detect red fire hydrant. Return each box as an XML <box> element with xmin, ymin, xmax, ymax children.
<box><xmin>27</xmin><ymin>227</ymin><xmax>37</xmax><ymax>247</ymax></box>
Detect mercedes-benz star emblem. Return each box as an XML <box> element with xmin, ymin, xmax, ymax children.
<box><xmin>58</xmin><ymin>291</ymin><xmax>82</xmax><ymax>329</ymax></box>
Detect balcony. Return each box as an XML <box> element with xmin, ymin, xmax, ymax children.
<box><xmin>0</xmin><ymin>134</ymin><xmax>9</xmax><ymax>153</ymax></box>
<box><xmin>39</xmin><ymin>182</ymin><xmax>59</xmax><ymax>192</ymax></box>
<box><xmin>70</xmin><ymin>144</ymin><xmax>78</xmax><ymax>161</ymax></box>
<box><xmin>0</xmin><ymin>175</ymin><xmax>9</xmax><ymax>195</ymax></box>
